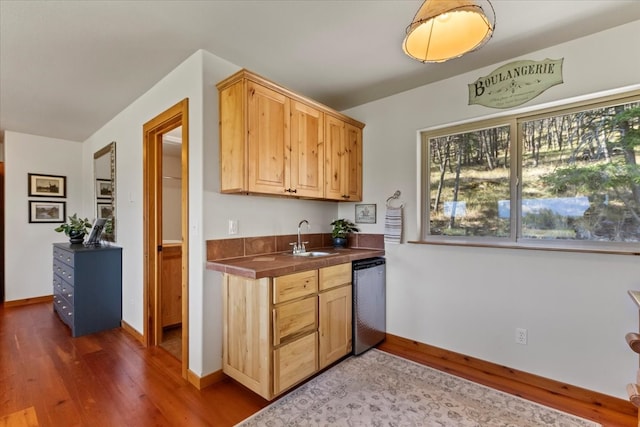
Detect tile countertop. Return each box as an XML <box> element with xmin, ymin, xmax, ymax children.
<box><xmin>206</xmin><ymin>247</ymin><xmax>385</xmax><ymax>279</ymax></box>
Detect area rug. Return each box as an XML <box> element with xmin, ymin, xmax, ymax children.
<box><xmin>236</xmin><ymin>349</ymin><xmax>600</xmax><ymax>427</ymax></box>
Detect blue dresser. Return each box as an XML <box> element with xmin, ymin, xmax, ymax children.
<box><xmin>52</xmin><ymin>243</ymin><xmax>122</xmax><ymax>337</ymax></box>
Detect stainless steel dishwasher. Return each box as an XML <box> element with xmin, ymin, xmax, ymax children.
<box><xmin>352</xmin><ymin>257</ymin><xmax>386</xmax><ymax>355</ymax></box>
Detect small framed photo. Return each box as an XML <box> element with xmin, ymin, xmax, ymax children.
<box><xmin>97</xmin><ymin>202</ymin><xmax>113</xmax><ymax>219</ymax></box>
<box><xmin>96</xmin><ymin>179</ymin><xmax>113</xmax><ymax>199</ymax></box>
<box><xmin>28</xmin><ymin>173</ymin><xmax>66</xmax><ymax>198</ymax></box>
<box><xmin>355</xmin><ymin>203</ymin><xmax>376</xmax><ymax>224</ymax></box>
<box><xmin>29</xmin><ymin>200</ymin><xmax>66</xmax><ymax>223</ymax></box>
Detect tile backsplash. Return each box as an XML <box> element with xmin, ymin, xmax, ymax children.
<box><xmin>206</xmin><ymin>233</ymin><xmax>383</xmax><ymax>261</ymax></box>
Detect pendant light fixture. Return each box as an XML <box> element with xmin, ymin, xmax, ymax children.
<box><xmin>403</xmin><ymin>0</ymin><xmax>495</xmax><ymax>63</ymax></box>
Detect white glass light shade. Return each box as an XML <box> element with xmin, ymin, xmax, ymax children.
<box><xmin>403</xmin><ymin>0</ymin><xmax>494</xmax><ymax>63</ymax></box>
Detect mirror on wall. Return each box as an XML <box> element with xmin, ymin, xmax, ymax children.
<box><xmin>94</xmin><ymin>141</ymin><xmax>116</xmax><ymax>242</ymax></box>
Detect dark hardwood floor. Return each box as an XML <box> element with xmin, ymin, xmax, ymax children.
<box><xmin>0</xmin><ymin>302</ymin><xmax>268</xmax><ymax>426</ymax></box>
<box><xmin>1</xmin><ymin>301</ymin><xmax>635</xmax><ymax>426</ymax></box>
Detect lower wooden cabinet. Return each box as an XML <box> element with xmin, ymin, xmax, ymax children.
<box><xmin>161</xmin><ymin>243</ymin><xmax>182</xmax><ymax>327</ymax></box>
<box><xmin>222</xmin><ymin>262</ymin><xmax>352</xmax><ymax>400</ymax></box>
<box><xmin>319</xmin><ymin>285</ymin><xmax>352</xmax><ymax>369</ymax></box>
<box><xmin>274</xmin><ymin>332</ymin><xmax>318</xmax><ymax>395</ymax></box>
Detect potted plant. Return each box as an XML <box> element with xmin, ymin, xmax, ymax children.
<box><xmin>330</xmin><ymin>218</ymin><xmax>359</xmax><ymax>248</ymax></box>
<box><xmin>54</xmin><ymin>213</ymin><xmax>92</xmax><ymax>244</ymax></box>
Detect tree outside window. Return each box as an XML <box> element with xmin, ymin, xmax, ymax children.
<box><xmin>422</xmin><ymin>93</ymin><xmax>640</xmax><ymax>254</ymax></box>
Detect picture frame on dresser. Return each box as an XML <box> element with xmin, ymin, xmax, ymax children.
<box><xmin>28</xmin><ymin>200</ymin><xmax>65</xmax><ymax>223</ymax></box>
<box><xmin>28</xmin><ymin>173</ymin><xmax>66</xmax><ymax>197</ymax></box>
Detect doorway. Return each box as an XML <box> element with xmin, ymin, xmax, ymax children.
<box><xmin>143</xmin><ymin>99</ymin><xmax>189</xmax><ymax>378</ymax></box>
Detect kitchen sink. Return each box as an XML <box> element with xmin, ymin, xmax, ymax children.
<box><xmin>292</xmin><ymin>251</ymin><xmax>333</xmax><ymax>257</ymax></box>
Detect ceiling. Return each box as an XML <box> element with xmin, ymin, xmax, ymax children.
<box><xmin>1</xmin><ymin>1</ymin><xmax>639</xmax><ymax>143</ymax></box>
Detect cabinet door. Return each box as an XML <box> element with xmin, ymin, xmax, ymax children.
<box><xmin>247</xmin><ymin>81</ymin><xmax>290</xmax><ymax>194</ymax></box>
<box><xmin>324</xmin><ymin>114</ymin><xmax>345</xmax><ymax>200</ymax></box>
<box><xmin>324</xmin><ymin>115</ymin><xmax>363</xmax><ymax>201</ymax></box>
<box><xmin>290</xmin><ymin>100</ymin><xmax>324</xmax><ymax>198</ymax></box>
<box><xmin>344</xmin><ymin>123</ymin><xmax>362</xmax><ymax>201</ymax></box>
<box><xmin>273</xmin><ymin>332</ymin><xmax>318</xmax><ymax>395</ymax></box>
<box><xmin>319</xmin><ymin>285</ymin><xmax>352</xmax><ymax>369</ymax></box>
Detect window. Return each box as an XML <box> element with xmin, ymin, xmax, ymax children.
<box><xmin>421</xmin><ymin>92</ymin><xmax>640</xmax><ymax>254</ymax></box>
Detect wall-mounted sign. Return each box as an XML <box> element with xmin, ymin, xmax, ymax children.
<box><xmin>468</xmin><ymin>58</ymin><xmax>564</xmax><ymax>109</ymax></box>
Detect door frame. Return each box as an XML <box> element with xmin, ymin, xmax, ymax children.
<box><xmin>143</xmin><ymin>99</ymin><xmax>189</xmax><ymax>378</ymax></box>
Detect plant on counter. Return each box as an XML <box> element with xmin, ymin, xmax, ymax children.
<box><xmin>330</xmin><ymin>218</ymin><xmax>359</xmax><ymax>248</ymax></box>
<box><xmin>54</xmin><ymin>213</ymin><xmax>92</xmax><ymax>244</ymax></box>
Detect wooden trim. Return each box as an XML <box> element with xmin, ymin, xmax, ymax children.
<box><xmin>121</xmin><ymin>320</ymin><xmax>145</xmax><ymax>345</ymax></box>
<box><xmin>216</xmin><ymin>68</ymin><xmax>365</xmax><ymax>129</ymax></box>
<box><xmin>378</xmin><ymin>333</ymin><xmax>636</xmax><ymax>426</ymax></box>
<box><xmin>187</xmin><ymin>369</ymin><xmax>227</xmax><ymax>390</ymax></box>
<box><xmin>143</xmin><ymin>98</ymin><xmax>190</xmax><ymax>380</ymax></box>
<box><xmin>4</xmin><ymin>295</ymin><xmax>53</xmax><ymax>308</ymax></box>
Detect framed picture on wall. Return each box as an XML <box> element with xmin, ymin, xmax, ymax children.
<box><xmin>96</xmin><ymin>179</ymin><xmax>113</xmax><ymax>199</ymax></box>
<box><xmin>355</xmin><ymin>203</ymin><xmax>376</xmax><ymax>224</ymax></box>
<box><xmin>28</xmin><ymin>200</ymin><xmax>66</xmax><ymax>223</ymax></box>
<box><xmin>97</xmin><ymin>202</ymin><xmax>113</xmax><ymax>219</ymax></box>
<box><xmin>28</xmin><ymin>173</ymin><xmax>66</xmax><ymax>198</ymax></box>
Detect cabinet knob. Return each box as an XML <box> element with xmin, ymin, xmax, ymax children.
<box><xmin>67</xmin><ymin>293</ymin><xmax>72</xmax><ymax>298</ymax></box>
<box><xmin>68</xmin><ymin>312</ymin><xmax>72</xmax><ymax>316</ymax></box>
<box><xmin>62</xmin><ymin>305</ymin><xmax>67</xmax><ymax>310</ymax></box>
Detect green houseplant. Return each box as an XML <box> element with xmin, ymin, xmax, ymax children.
<box><xmin>54</xmin><ymin>213</ymin><xmax>92</xmax><ymax>244</ymax></box>
<box><xmin>330</xmin><ymin>218</ymin><xmax>359</xmax><ymax>248</ymax></box>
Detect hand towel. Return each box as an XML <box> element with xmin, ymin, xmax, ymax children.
<box><xmin>384</xmin><ymin>206</ymin><xmax>403</xmax><ymax>244</ymax></box>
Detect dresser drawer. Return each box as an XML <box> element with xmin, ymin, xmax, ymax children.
<box><xmin>273</xmin><ymin>295</ymin><xmax>317</xmax><ymax>346</ymax></box>
<box><xmin>53</xmin><ymin>294</ymin><xmax>74</xmax><ymax>327</ymax></box>
<box><xmin>53</xmin><ymin>246</ymin><xmax>74</xmax><ymax>268</ymax></box>
<box><xmin>53</xmin><ymin>258</ymin><xmax>74</xmax><ymax>283</ymax></box>
<box><xmin>54</xmin><ymin>278</ymin><xmax>74</xmax><ymax>306</ymax></box>
<box><xmin>273</xmin><ymin>270</ymin><xmax>317</xmax><ymax>304</ymax></box>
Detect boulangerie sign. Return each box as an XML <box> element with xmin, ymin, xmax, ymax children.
<box><xmin>468</xmin><ymin>58</ymin><xmax>564</xmax><ymax>109</ymax></box>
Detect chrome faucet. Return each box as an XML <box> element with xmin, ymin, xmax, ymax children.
<box><xmin>294</xmin><ymin>219</ymin><xmax>310</xmax><ymax>254</ymax></box>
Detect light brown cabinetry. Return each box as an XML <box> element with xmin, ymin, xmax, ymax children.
<box><xmin>161</xmin><ymin>244</ymin><xmax>182</xmax><ymax>327</ymax></box>
<box><xmin>318</xmin><ymin>263</ymin><xmax>353</xmax><ymax>368</ymax></box>
<box><xmin>217</xmin><ymin>69</ymin><xmax>362</xmax><ymax>201</ymax></box>
<box><xmin>324</xmin><ymin>115</ymin><xmax>362</xmax><ymax>201</ymax></box>
<box><xmin>222</xmin><ymin>263</ymin><xmax>352</xmax><ymax>400</ymax></box>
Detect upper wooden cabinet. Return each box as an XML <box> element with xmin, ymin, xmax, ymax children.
<box><xmin>324</xmin><ymin>114</ymin><xmax>362</xmax><ymax>201</ymax></box>
<box><xmin>217</xmin><ymin>69</ymin><xmax>363</xmax><ymax>201</ymax></box>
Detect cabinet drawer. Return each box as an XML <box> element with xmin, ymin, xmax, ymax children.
<box><xmin>53</xmin><ymin>246</ymin><xmax>74</xmax><ymax>268</ymax></box>
<box><xmin>319</xmin><ymin>263</ymin><xmax>351</xmax><ymax>291</ymax></box>
<box><xmin>273</xmin><ymin>296</ymin><xmax>317</xmax><ymax>346</ymax></box>
<box><xmin>53</xmin><ymin>259</ymin><xmax>74</xmax><ymax>283</ymax></box>
<box><xmin>273</xmin><ymin>270</ymin><xmax>317</xmax><ymax>304</ymax></box>
<box><xmin>273</xmin><ymin>332</ymin><xmax>318</xmax><ymax>395</ymax></box>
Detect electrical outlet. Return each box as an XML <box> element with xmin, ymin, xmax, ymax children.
<box><xmin>515</xmin><ymin>328</ymin><xmax>528</xmax><ymax>345</ymax></box>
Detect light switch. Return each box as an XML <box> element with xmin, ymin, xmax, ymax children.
<box><xmin>228</xmin><ymin>219</ymin><xmax>238</xmax><ymax>235</ymax></box>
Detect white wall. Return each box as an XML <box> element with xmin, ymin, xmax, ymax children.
<box><xmin>341</xmin><ymin>21</ymin><xmax>640</xmax><ymax>399</ymax></box>
<box><xmin>4</xmin><ymin>131</ymin><xmax>82</xmax><ymax>301</ymax></box>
